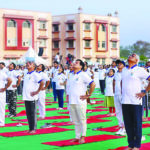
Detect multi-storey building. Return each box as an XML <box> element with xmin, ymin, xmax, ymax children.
<box><xmin>52</xmin><ymin>9</ymin><xmax>120</xmax><ymax>64</ymax></box>
<box><xmin>0</xmin><ymin>8</ymin><xmax>52</xmax><ymax>64</ymax></box>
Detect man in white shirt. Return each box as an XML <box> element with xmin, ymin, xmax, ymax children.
<box><xmin>36</xmin><ymin>64</ymin><xmax>50</xmax><ymax>120</ymax></box>
<box><xmin>113</xmin><ymin>60</ymin><xmax>126</xmax><ymax>135</ymax></box>
<box><xmin>98</xmin><ymin>65</ymin><xmax>106</xmax><ymax>95</ymax></box>
<box><xmin>7</xmin><ymin>63</ymin><xmax>21</xmax><ymax>117</ymax></box>
<box><xmin>121</xmin><ymin>54</ymin><xmax>150</xmax><ymax>150</ymax></box>
<box><xmin>55</xmin><ymin>52</ymin><xmax>60</xmax><ymax>63</ymax></box>
<box><xmin>67</xmin><ymin>59</ymin><xmax>95</xmax><ymax>144</ymax></box>
<box><xmin>23</xmin><ymin>61</ymin><xmax>44</xmax><ymax>133</ymax></box>
<box><xmin>51</xmin><ymin>61</ymin><xmax>59</xmax><ymax>102</ymax></box>
<box><xmin>0</xmin><ymin>71</ymin><xmax>12</xmax><ymax>127</ymax></box>
<box><xmin>0</xmin><ymin>62</ymin><xmax>8</xmax><ymax>74</ymax></box>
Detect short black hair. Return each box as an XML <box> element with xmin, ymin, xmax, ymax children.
<box><xmin>0</xmin><ymin>62</ymin><xmax>5</xmax><ymax>66</ymax></box>
<box><xmin>76</xmin><ymin>59</ymin><xmax>85</xmax><ymax>70</ymax></box>
<box><xmin>53</xmin><ymin>61</ymin><xmax>58</xmax><ymax>64</ymax></box>
<box><xmin>40</xmin><ymin>64</ymin><xmax>45</xmax><ymax>72</ymax></box>
<box><xmin>11</xmin><ymin>63</ymin><xmax>16</xmax><ymax>69</ymax></box>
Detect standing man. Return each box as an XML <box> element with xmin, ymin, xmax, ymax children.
<box><xmin>0</xmin><ymin>71</ymin><xmax>12</xmax><ymax>127</ymax></box>
<box><xmin>113</xmin><ymin>60</ymin><xmax>126</xmax><ymax>135</ymax></box>
<box><xmin>51</xmin><ymin>61</ymin><xmax>59</xmax><ymax>102</ymax></box>
<box><xmin>7</xmin><ymin>63</ymin><xmax>21</xmax><ymax>117</ymax></box>
<box><xmin>36</xmin><ymin>64</ymin><xmax>50</xmax><ymax>120</ymax></box>
<box><xmin>98</xmin><ymin>65</ymin><xmax>106</xmax><ymax>95</ymax></box>
<box><xmin>23</xmin><ymin>61</ymin><xmax>44</xmax><ymax>133</ymax></box>
<box><xmin>67</xmin><ymin>59</ymin><xmax>95</xmax><ymax>143</ymax></box>
<box><xmin>121</xmin><ymin>54</ymin><xmax>150</xmax><ymax>150</ymax></box>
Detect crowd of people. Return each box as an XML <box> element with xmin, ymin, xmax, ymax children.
<box><xmin>0</xmin><ymin>53</ymin><xmax>150</xmax><ymax>149</ymax></box>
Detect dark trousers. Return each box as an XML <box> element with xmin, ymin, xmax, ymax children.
<box><xmin>6</xmin><ymin>90</ymin><xmax>17</xmax><ymax>115</ymax></box>
<box><xmin>122</xmin><ymin>104</ymin><xmax>142</xmax><ymax>148</ymax></box>
<box><xmin>25</xmin><ymin>101</ymin><xmax>37</xmax><ymax>131</ymax></box>
<box><xmin>56</xmin><ymin>89</ymin><xmax>64</xmax><ymax>108</ymax></box>
<box><xmin>99</xmin><ymin>80</ymin><xmax>105</xmax><ymax>94</ymax></box>
<box><xmin>52</xmin><ymin>82</ymin><xmax>57</xmax><ymax>101</ymax></box>
<box><xmin>142</xmin><ymin>93</ymin><xmax>149</xmax><ymax>117</ymax></box>
<box><xmin>17</xmin><ymin>81</ymin><xmax>23</xmax><ymax>95</ymax></box>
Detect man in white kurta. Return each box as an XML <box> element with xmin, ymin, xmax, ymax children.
<box><xmin>36</xmin><ymin>64</ymin><xmax>50</xmax><ymax>119</ymax></box>
<box><xmin>67</xmin><ymin>59</ymin><xmax>95</xmax><ymax>143</ymax></box>
<box><xmin>0</xmin><ymin>71</ymin><xmax>12</xmax><ymax>127</ymax></box>
<box><xmin>113</xmin><ymin>60</ymin><xmax>125</xmax><ymax>135</ymax></box>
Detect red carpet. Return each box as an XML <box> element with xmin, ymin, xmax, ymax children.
<box><xmin>46</xmin><ymin>107</ymin><xmax>67</xmax><ymax>111</ymax></box>
<box><xmin>11</xmin><ymin>116</ymin><xmax>70</xmax><ymax>122</ymax></box>
<box><xmin>97</xmin><ymin>123</ymin><xmax>150</xmax><ymax>132</ymax></box>
<box><xmin>97</xmin><ymin>125</ymin><xmax>119</xmax><ymax>132</ymax></box>
<box><xmin>52</xmin><ymin>118</ymin><xmax>111</xmax><ymax>126</ymax></box>
<box><xmin>88</xmin><ymin>114</ymin><xmax>110</xmax><ymax>119</ymax></box>
<box><xmin>42</xmin><ymin>134</ymin><xmax>124</xmax><ymax>146</ymax></box>
<box><xmin>109</xmin><ymin>142</ymin><xmax>150</xmax><ymax>150</ymax></box>
<box><xmin>0</xmin><ymin>127</ymin><xmax>72</xmax><ymax>137</ymax></box>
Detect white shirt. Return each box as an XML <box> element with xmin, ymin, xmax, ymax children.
<box><xmin>56</xmin><ymin>73</ymin><xmax>66</xmax><ymax>90</ymax></box>
<box><xmin>23</xmin><ymin>71</ymin><xmax>42</xmax><ymax>101</ymax></box>
<box><xmin>85</xmin><ymin>68</ymin><xmax>92</xmax><ymax>78</ymax></box>
<box><xmin>37</xmin><ymin>71</ymin><xmax>50</xmax><ymax>94</ymax></box>
<box><xmin>64</xmin><ymin>69</ymin><xmax>70</xmax><ymax>77</ymax></box>
<box><xmin>114</xmin><ymin>71</ymin><xmax>122</xmax><ymax>96</ymax></box>
<box><xmin>121</xmin><ymin>65</ymin><xmax>150</xmax><ymax>105</ymax></box>
<box><xmin>105</xmin><ymin>76</ymin><xmax>114</xmax><ymax>96</ymax></box>
<box><xmin>68</xmin><ymin>71</ymin><xmax>93</xmax><ymax>104</ymax></box>
<box><xmin>55</xmin><ymin>55</ymin><xmax>60</xmax><ymax>63</ymax></box>
<box><xmin>0</xmin><ymin>71</ymin><xmax>8</xmax><ymax>97</ymax></box>
<box><xmin>51</xmin><ymin>67</ymin><xmax>59</xmax><ymax>82</ymax></box>
<box><xmin>7</xmin><ymin>70</ymin><xmax>19</xmax><ymax>90</ymax></box>
<box><xmin>66</xmin><ymin>71</ymin><xmax>74</xmax><ymax>95</ymax></box>
<box><xmin>99</xmin><ymin>69</ymin><xmax>106</xmax><ymax>80</ymax></box>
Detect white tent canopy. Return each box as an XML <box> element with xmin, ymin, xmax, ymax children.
<box><xmin>18</xmin><ymin>47</ymin><xmax>49</xmax><ymax>66</ymax></box>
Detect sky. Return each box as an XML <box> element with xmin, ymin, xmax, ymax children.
<box><xmin>1</xmin><ymin>0</ymin><xmax>150</xmax><ymax>46</ymax></box>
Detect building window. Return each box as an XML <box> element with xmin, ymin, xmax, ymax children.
<box><xmin>102</xmin><ymin>58</ymin><xmax>105</xmax><ymax>65</ymax></box>
<box><xmin>53</xmin><ymin>41</ymin><xmax>59</xmax><ymax>48</ymax></box>
<box><xmin>7</xmin><ymin>20</ymin><xmax>16</xmax><ymax>27</ymax></box>
<box><xmin>102</xmin><ymin>41</ymin><xmax>106</xmax><ymax>48</ymax></box>
<box><xmin>67</xmin><ymin>23</ymin><xmax>74</xmax><ymax>31</ymax></box>
<box><xmin>39</xmin><ymin>21</ymin><xmax>46</xmax><ymax>29</ymax></box>
<box><xmin>98</xmin><ymin>41</ymin><xmax>100</xmax><ymax>48</ymax></box>
<box><xmin>102</xmin><ymin>24</ymin><xmax>106</xmax><ymax>32</ymax></box>
<box><xmin>22</xmin><ymin>21</ymin><xmax>32</xmax><ymax>47</ymax></box>
<box><xmin>84</xmin><ymin>23</ymin><xmax>90</xmax><ymax>30</ymax></box>
<box><xmin>23</xmin><ymin>21</ymin><xmax>31</xmax><ymax>28</ymax></box>
<box><xmin>85</xmin><ymin>40</ymin><xmax>90</xmax><ymax>48</ymax></box>
<box><xmin>112</xmin><ymin>25</ymin><xmax>117</xmax><ymax>32</ymax></box>
<box><xmin>68</xmin><ymin>40</ymin><xmax>74</xmax><ymax>48</ymax></box>
<box><xmin>7</xmin><ymin>20</ymin><xmax>17</xmax><ymax>46</ymax></box>
<box><xmin>112</xmin><ymin>41</ymin><xmax>117</xmax><ymax>48</ymax></box>
<box><xmin>53</xmin><ymin>24</ymin><xmax>59</xmax><ymax>32</ymax></box>
<box><xmin>39</xmin><ymin>39</ymin><xmax>46</xmax><ymax>47</ymax></box>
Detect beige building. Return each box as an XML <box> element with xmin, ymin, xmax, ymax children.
<box><xmin>0</xmin><ymin>8</ymin><xmax>52</xmax><ymax>65</ymax></box>
<box><xmin>52</xmin><ymin>9</ymin><xmax>120</xmax><ymax>64</ymax></box>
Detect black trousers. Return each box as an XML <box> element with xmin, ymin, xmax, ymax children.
<box><xmin>25</xmin><ymin>100</ymin><xmax>37</xmax><ymax>131</ymax></box>
<box><xmin>6</xmin><ymin>90</ymin><xmax>17</xmax><ymax>115</ymax></box>
<box><xmin>99</xmin><ymin>80</ymin><xmax>105</xmax><ymax>94</ymax></box>
<box><xmin>122</xmin><ymin>104</ymin><xmax>142</xmax><ymax>148</ymax></box>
